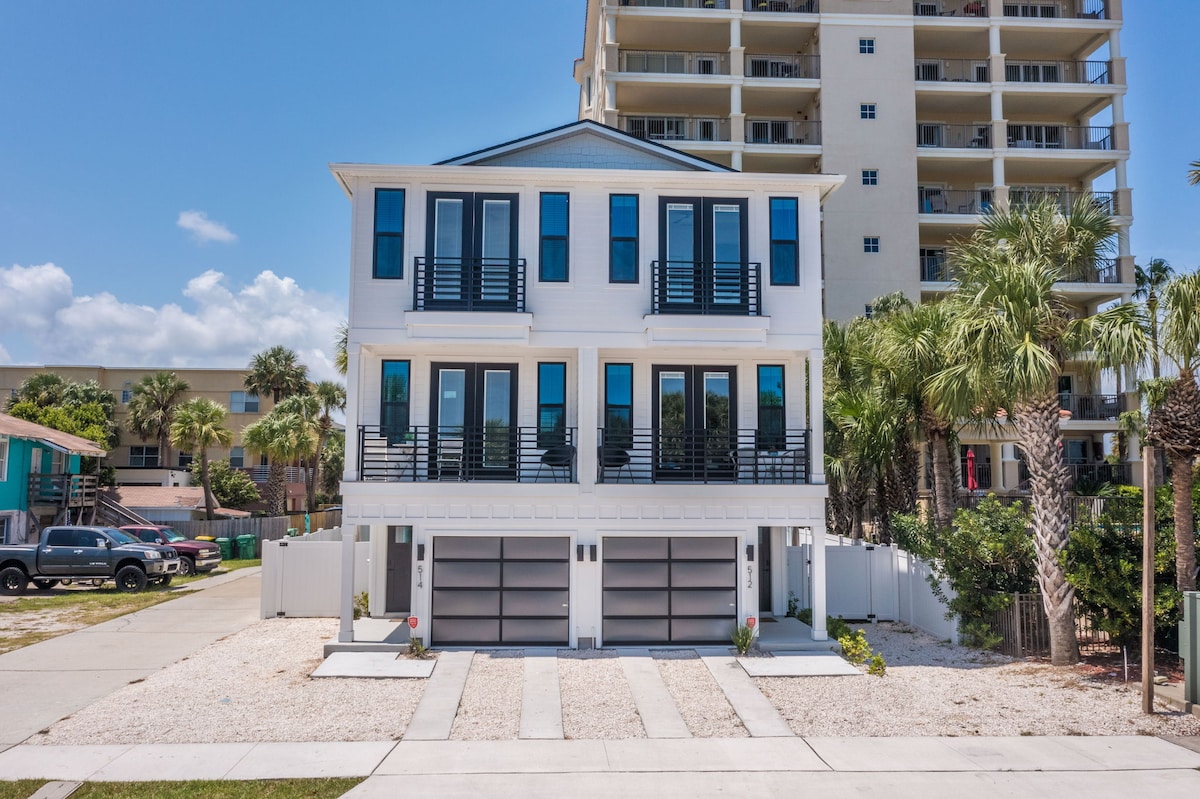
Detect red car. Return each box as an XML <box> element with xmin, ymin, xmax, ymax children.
<box><xmin>120</xmin><ymin>525</ymin><xmax>222</xmax><ymax>577</ymax></box>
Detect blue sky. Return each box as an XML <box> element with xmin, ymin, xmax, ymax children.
<box><xmin>1</xmin><ymin>2</ymin><xmax>1196</xmax><ymax>379</ymax></box>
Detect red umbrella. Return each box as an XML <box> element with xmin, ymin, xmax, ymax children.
<box><xmin>966</xmin><ymin>449</ymin><xmax>979</xmax><ymax>491</ymax></box>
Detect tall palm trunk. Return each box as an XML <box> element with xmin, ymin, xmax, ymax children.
<box><xmin>199</xmin><ymin>450</ymin><xmax>217</xmax><ymax>521</ymax></box>
<box><xmin>925</xmin><ymin>417</ymin><xmax>956</xmax><ymax>530</ymax></box>
<box><xmin>1011</xmin><ymin>395</ymin><xmax>1079</xmax><ymax>667</ymax></box>
<box><xmin>1169</xmin><ymin>451</ymin><xmax>1197</xmax><ymax>592</ymax></box>
<box><xmin>265</xmin><ymin>462</ymin><xmax>287</xmax><ymax>517</ymax></box>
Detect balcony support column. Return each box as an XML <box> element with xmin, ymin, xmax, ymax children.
<box><xmin>730</xmin><ymin>83</ymin><xmax>742</xmax><ymax>116</ymax></box>
<box><xmin>604</xmin><ymin>78</ymin><xmax>617</xmax><ymax>112</ymax></box>
<box><xmin>810</xmin><ymin>523</ymin><xmax>827</xmax><ymax>641</ymax></box>
<box><xmin>730</xmin><ymin>16</ymin><xmax>741</xmax><ymax>49</ymax></box>
<box><xmin>344</xmin><ymin>342</ymin><xmax>362</xmax><ymax>482</ymax></box>
<box><xmin>605</xmin><ymin>13</ymin><xmax>617</xmax><ymax>45</ymax></box>
<box><xmin>578</xmin><ymin>347</ymin><xmax>599</xmax><ymax>492</ymax></box>
<box><xmin>989</xmin><ymin>54</ymin><xmax>1005</xmax><ymax>89</ymax></box>
<box><xmin>989</xmin><ymin>443</ymin><xmax>1004</xmax><ymax>491</ymax></box>
<box><xmin>730</xmin><ymin>46</ymin><xmax>745</xmax><ymax>79</ymax></box>
<box><xmin>988</xmin><ymin>23</ymin><xmax>1001</xmax><ymax>56</ymax></box>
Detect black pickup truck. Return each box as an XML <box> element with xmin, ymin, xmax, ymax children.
<box><xmin>0</xmin><ymin>525</ymin><xmax>181</xmax><ymax>595</ymax></box>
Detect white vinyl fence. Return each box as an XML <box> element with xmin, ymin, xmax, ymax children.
<box><xmin>260</xmin><ymin>531</ymin><xmax>370</xmax><ymax>619</ymax></box>
<box><xmin>788</xmin><ymin>537</ymin><xmax>959</xmax><ymax>644</ymax></box>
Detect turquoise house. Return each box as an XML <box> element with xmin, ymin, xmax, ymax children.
<box><xmin>0</xmin><ymin>413</ymin><xmax>107</xmax><ymax>544</ymax></box>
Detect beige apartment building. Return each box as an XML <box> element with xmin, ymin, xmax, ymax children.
<box><xmin>0</xmin><ymin>366</ymin><xmax>272</xmax><ymax>486</ymax></box>
<box><xmin>576</xmin><ymin>0</ymin><xmax>1137</xmax><ymax>493</ymax></box>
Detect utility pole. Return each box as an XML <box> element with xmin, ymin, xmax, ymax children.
<box><xmin>1142</xmin><ymin>445</ymin><xmax>1155</xmax><ymax>714</ymax></box>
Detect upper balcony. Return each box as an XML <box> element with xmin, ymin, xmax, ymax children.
<box><xmin>913</xmin><ymin>1</ymin><xmax>1110</xmax><ymax>19</ymax></box>
<box><xmin>599</xmin><ymin>427</ymin><xmax>812</xmax><ymax>485</ymax></box>
<box><xmin>412</xmin><ymin>257</ymin><xmax>527</xmax><ymax>313</ymax></box>
<box><xmin>619</xmin><ymin>50</ymin><xmax>732</xmax><ymax>76</ymax></box>
<box><xmin>617</xmin><ymin>0</ymin><xmax>818</xmax><ymax>11</ymax></box>
<box><xmin>651</xmin><ymin>260</ymin><xmax>762</xmax><ymax>316</ymax></box>
<box><xmin>620</xmin><ymin>115</ymin><xmax>732</xmax><ymax>144</ymax></box>
<box><xmin>28</xmin><ymin>474</ymin><xmax>98</xmax><ymax>509</ymax></box>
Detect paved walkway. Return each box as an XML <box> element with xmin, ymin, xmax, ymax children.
<box><xmin>0</xmin><ymin>568</ymin><xmax>261</xmax><ymax>747</ymax></box>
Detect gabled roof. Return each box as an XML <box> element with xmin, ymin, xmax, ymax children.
<box><xmin>435</xmin><ymin>120</ymin><xmax>735</xmax><ymax>172</ymax></box>
<box><xmin>0</xmin><ymin>413</ymin><xmax>106</xmax><ymax>457</ymax></box>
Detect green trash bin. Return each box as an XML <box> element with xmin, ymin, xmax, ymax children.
<box><xmin>235</xmin><ymin>534</ymin><xmax>257</xmax><ymax>560</ymax></box>
<box><xmin>215</xmin><ymin>537</ymin><xmax>233</xmax><ymax>561</ymax></box>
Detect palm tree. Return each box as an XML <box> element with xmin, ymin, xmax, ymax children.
<box><xmin>245</xmin><ymin>346</ymin><xmax>309</xmax><ymax>404</ymax></box>
<box><xmin>334</xmin><ymin>322</ymin><xmax>349</xmax><ymax>377</ymax></box>
<box><xmin>126</xmin><ymin>372</ymin><xmax>190</xmax><ymax>468</ymax></box>
<box><xmin>1188</xmin><ymin>159</ymin><xmax>1200</xmax><ymax>186</ymax></box>
<box><xmin>1134</xmin><ymin>258</ymin><xmax>1175</xmax><ymax>379</ymax></box>
<box><xmin>932</xmin><ymin>197</ymin><xmax>1147</xmax><ymax>666</ymax></box>
<box><xmin>170</xmin><ymin>398</ymin><xmax>232</xmax><ymax>521</ymax></box>
<box><xmin>9</xmin><ymin>372</ymin><xmax>67</xmax><ymax>409</ymax></box>
<box><xmin>242</xmin><ymin>411</ymin><xmax>312</xmax><ymax>516</ymax></box>
<box><xmin>313</xmin><ymin>380</ymin><xmax>346</xmax><ymax>502</ymax></box>
<box><xmin>276</xmin><ymin>381</ymin><xmax>346</xmax><ymax>512</ymax></box>
<box><xmin>1145</xmin><ymin>271</ymin><xmax>1200</xmax><ymax>593</ymax></box>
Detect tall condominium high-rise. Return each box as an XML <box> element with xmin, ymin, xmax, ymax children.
<box><xmin>576</xmin><ymin>0</ymin><xmax>1132</xmax><ymax>321</ymax></box>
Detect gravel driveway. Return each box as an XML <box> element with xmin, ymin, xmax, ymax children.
<box><xmin>27</xmin><ymin>618</ymin><xmax>1200</xmax><ymax>744</ymax></box>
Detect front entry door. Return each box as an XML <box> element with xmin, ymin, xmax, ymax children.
<box><xmin>431</xmin><ymin>363</ymin><xmax>519</xmax><ymax>481</ymax></box>
<box><xmin>758</xmin><ymin>527</ymin><xmax>773</xmax><ymax>615</ymax></box>
<box><xmin>426</xmin><ymin>192</ymin><xmax>520</xmax><ymax>310</ymax></box>
<box><xmin>386</xmin><ymin>526</ymin><xmax>413</xmax><ymax>614</ymax></box>
<box><xmin>653</xmin><ymin>365</ymin><xmax>736</xmax><ymax>482</ymax></box>
<box><xmin>659</xmin><ymin>197</ymin><xmax>749</xmax><ymax>313</ymax></box>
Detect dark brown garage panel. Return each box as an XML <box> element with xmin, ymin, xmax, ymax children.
<box><xmin>431</xmin><ymin>536</ymin><xmax>570</xmax><ymax>647</ymax></box>
<box><xmin>602</xmin><ymin>536</ymin><xmax>737</xmax><ymax>645</ymax></box>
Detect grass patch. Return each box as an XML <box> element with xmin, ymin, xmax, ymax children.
<box><xmin>216</xmin><ymin>559</ymin><xmax>262</xmax><ymax>572</ymax></box>
<box><xmin>67</xmin><ymin>778</ymin><xmax>362</xmax><ymax>799</ymax></box>
<box><xmin>0</xmin><ymin>781</ymin><xmax>48</xmax><ymax>799</ymax></box>
<box><xmin>0</xmin><ymin>583</ymin><xmax>180</xmax><ymax>655</ymax></box>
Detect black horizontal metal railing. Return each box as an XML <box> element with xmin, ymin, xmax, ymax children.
<box><xmin>412</xmin><ymin>257</ymin><xmax>526</xmax><ymax>313</ymax></box>
<box><xmin>746</xmin><ymin>119</ymin><xmax>821</xmax><ymax>145</ymax></box>
<box><xmin>744</xmin><ymin>0</ymin><xmax>819</xmax><ymax>13</ymax></box>
<box><xmin>746</xmin><ymin>54</ymin><xmax>821</xmax><ymax>79</ymax></box>
<box><xmin>1006</xmin><ymin>124</ymin><xmax>1113</xmax><ymax>150</ymax></box>
<box><xmin>959</xmin><ymin>460</ymin><xmax>994</xmax><ymax>490</ymax></box>
<box><xmin>651</xmin><ymin>260</ymin><xmax>761</xmax><ymax>316</ymax></box>
<box><xmin>917</xmin><ymin>123</ymin><xmax>991</xmax><ymax>149</ymax></box>
<box><xmin>1009</xmin><ymin>188</ymin><xmax>1116</xmax><ymax>215</ymax></box>
<box><xmin>1004</xmin><ymin>59</ymin><xmax>1111</xmax><ymax>84</ymax></box>
<box><xmin>618</xmin><ymin>0</ymin><xmax>731</xmax><ymax>8</ymax></box>
<box><xmin>597</xmin><ymin>427</ymin><xmax>810</xmax><ymax>484</ymax></box>
<box><xmin>915</xmin><ymin>58</ymin><xmax>990</xmax><ymax>81</ymax></box>
<box><xmin>28</xmin><ymin>474</ymin><xmax>98</xmax><ymax>508</ymax></box>
<box><xmin>1060</xmin><ymin>393</ymin><xmax>1125</xmax><ymax>420</ymax></box>
<box><xmin>914</xmin><ymin>1</ymin><xmax>989</xmax><ymax>16</ymax></box>
<box><xmin>1059</xmin><ymin>258</ymin><xmax>1119</xmax><ymax>284</ymax></box>
<box><xmin>358</xmin><ymin>425</ymin><xmax>577</xmax><ymax>483</ymax></box>
<box><xmin>920</xmin><ymin>253</ymin><xmax>954</xmax><ymax>282</ymax></box>
<box><xmin>1017</xmin><ymin>461</ymin><xmax>1133</xmax><ymax>491</ymax></box>
<box><xmin>620</xmin><ymin>50</ymin><xmax>731</xmax><ymax>75</ymax></box>
<box><xmin>917</xmin><ymin>188</ymin><xmax>992</xmax><ymax>214</ymax></box>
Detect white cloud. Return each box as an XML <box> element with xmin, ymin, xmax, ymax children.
<box><xmin>0</xmin><ymin>263</ymin><xmax>345</xmax><ymax>383</ymax></box>
<box><xmin>177</xmin><ymin>210</ymin><xmax>237</xmax><ymax>244</ymax></box>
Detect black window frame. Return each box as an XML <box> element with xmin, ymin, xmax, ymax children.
<box><xmin>861</xmin><ymin>169</ymin><xmax>879</xmax><ymax>186</ymax></box>
<box><xmin>864</xmin><ymin>236</ymin><xmax>881</xmax><ymax>253</ymax></box>
<box><xmin>604</xmin><ymin>363</ymin><xmax>634</xmax><ymax>450</ymax></box>
<box><xmin>539</xmin><ymin>192</ymin><xmax>570</xmax><ymax>282</ymax></box>
<box><xmin>381</xmin><ymin>360</ymin><xmax>412</xmax><ymax>444</ymax></box>
<box><xmin>756</xmin><ymin>365</ymin><xmax>786</xmax><ymax>451</ymax></box>
<box><xmin>859</xmin><ymin>38</ymin><xmax>876</xmax><ymax>54</ymax></box>
<box><xmin>609</xmin><ymin>194</ymin><xmax>640</xmax><ymax>283</ymax></box>
<box><xmin>860</xmin><ymin>103</ymin><xmax>877</xmax><ymax>120</ymax></box>
<box><xmin>768</xmin><ymin>197</ymin><xmax>799</xmax><ymax>286</ymax></box>
<box><xmin>373</xmin><ymin>188</ymin><xmax>406</xmax><ymax>279</ymax></box>
<box><xmin>129</xmin><ymin>445</ymin><xmax>160</xmax><ymax>468</ymax></box>
<box><xmin>537</xmin><ymin>362</ymin><xmax>567</xmax><ymax>448</ymax></box>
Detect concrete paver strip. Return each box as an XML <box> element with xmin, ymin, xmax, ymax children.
<box><xmin>520</xmin><ymin>649</ymin><xmax>564</xmax><ymax>740</ymax></box>
<box><xmin>311</xmin><ymin>652</ymin><xmax>435</xmax><ymax>679</ymax></box>
<box><xmin>225</xmin><ymin>741</ymin><xmax>398</xmax><ymax>780</ymax></box>
<box><xmin>89</xmin><ymin>743</ymin><xmax>256</xmax><ymax>782</ymax></box>
<box><xmin>28</xmin><ymin>781</ymin><xmax>82</xmax><ymax>799</ymax></box>
<box><xmin>376</xmin><ymin>740</ymin><xmax>611</xmax><ymax>775</ymax></box>
<box><xmin>402</xmin><ymin>650</ymin><xmax>474</xmax><ymax>741</ymax></box>
<box><xmin>1052</xmin><ymin>734</ymin><xmax>1200</xmax><ymax>770</ymax></box>
<box><xmin>697</xmin><ymin>651</ymin><xmax>793</xmax><ymax>737</ymax></box>
<box><xmin>805</xmin><ymin>737</ymin><xmax>984</xmax><ymax>772</ymax></box>
<box><xmin>602</xmin><ymin>738</ymin><xmax>827</xmax><ymax>772</ymax></box>
<box><xmin>0</xmin><ymin>745</ymin><xmax>133</xmax><ymax>781</ymax></box>
<box><xmin>617</xmin><ymin>649</ymin><xmax>690</xmax><ymax>739</ymax></box>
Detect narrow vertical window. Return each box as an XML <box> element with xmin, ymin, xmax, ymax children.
<box><xmin>604</xmin><ymin>364</ymin><xmax>634</xmax><ymax>449</ymax></box>
<box><xmin>610</xmin><ymin>194</ymin><xmax>639</xmax><ymax>283</ymax></box>
<box><xmin>757</xmin><ymin>366</ymin><xmax>786</xmax><ymax>450</ymax></box>
<box><xmin>537</xmin><ymin>363</ymin><xmax>567</xmax><ymax>448</ymax></box>
<box><xmin>381</xmin><ymin>361</ymin><xmax>411</xmax><ymax>443</ymax></box>
<box><xmin>373</xmin><ymin>189</ymin><xmax>405</xmax><ymax>279</ymax></box>
<box><xmin>769</xmin><ymin>197</ymin><xmax>799</xmax><ymax>285</ymax></box>
<box><xmin>539</xmin><ymin>193</ymin><xmax>569</xmax><ymax>282</ymax></box>
<box><xmin>228</xmin><ymin>446</ymin><xmax>245</xmax><ymax>469</ymax></box>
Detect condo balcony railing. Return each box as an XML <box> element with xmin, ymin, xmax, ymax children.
<box><xmin>1059</xmin><ymin>393</ymin><xmax>1125</xmax><ymax>421</ymax></box>
<box><xmin>651</xmin><ymin>260</ymin><xmax>762</xmax><ymax>316</ymax></box>
<box><xmin>620</xmin><ymin>50</ymin><xmax>731</xmax><ymax>75</ymax></box>
<box><xmin>28</xmin><ymin>474</ymin><xmax>97</xmax><ymax>509</ymax></box>
<box><xmin>1009</xmin><ymin>188</ymin><xmax>1117</xmax><ymax>215</ymax></box>
<box><xmin>746</xmin><ymin>54</ymin><xmax>821</xmax><ymax>79</ymax></box>
<box><xmin>917</xmin><ymin>188</ymin><xmax>993</xmax><ymax>215</ymax></box>
<box><xmin>1004</xmin><ymin>60</ymin><xmax>1112</xmax><ymax>84</ymax></box>
<box><xmin>914</xmin><ymin>0</ymin><xmax>1108</xmax><ymax>17</ymax></box>
<box><xmin>919</xmin><ymin>253</ymin><xmax>953</xmax><ymax>282</ymax></box>
<box><xmin>1058</xmin><ymin>258</ymin><xmax>1119</xmax><ymax>284</ymax></box>
<box><xmin>959</xmin><ymin>461</ymin><xmax>994</xmax><ymax>490</ymax></box>
<box><xmin>1006</xmin><ymin>124</ymin><xmax>1113</xmax><ymax>150</ymax></box>
<box><xmin>1018</xmin><ymin>461</ymin><xmax>1132</xmax><ymax>491</ymax></box>
<box><xmin>597</xmin><ymin>428</ymin><xmax>811</xmax><ymax>484</ymax></box>
<box><xmin>621</xmin><ymin>115</ymin><xmax>732</xmax><ymax>143</ymax></box>
<box><xmin>915</xmin><ymin>59</ymin><xmax>991</xmax><ymax>82</ymax></box>
<box><xmin>412</xmin><ymin>257</ymin><xmax>527</xmax><ymax>313</ymax></box>
<box><xmin>917</xmin><ymin>123</ymin><xmax>992</xmax><ymax>149</ymax></box>
<box><xmin>744</xmin><ymin>0</ymin><xmax>819</xmax><ymax>12</ymax></box>
<box><xmin>746</xmin><ymin>119</ymin><xmax>821</xmax><ymax>145</ymax></box>
<box><xmin>358</xmin><ymin>425</ymin><xmax>578</xmax><ymax>484</ymax></box>
<box><xmin>242</xmin><ymin>466</ymin><xmax>309</xmax><ymax>484</ymax></box>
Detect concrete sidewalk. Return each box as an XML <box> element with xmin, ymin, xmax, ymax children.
<box><xmin>0</xmin><ymin>568</ymin><xmax>261</xmax><ymax>747</ymax></box>
<box><xmin>0</xmin><ymin>737</ymin><xmax>1197</xmax><ymax>797</ymax></box>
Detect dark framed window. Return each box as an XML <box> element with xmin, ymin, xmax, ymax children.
<box><xmin>864</xmin><ymin>236</ymin><xmax>880</xmax><ymax>253</ymax></box>
<box><xmin>229</xmin><ymin>391</ymin><xmax>259</xmax><ymax>413</ymax></box>
<box><xmin>862</xmin><ymin>169</ymin><xmax>878</xmax><ymax>186</ymax></box>
<box><xmin>178</xmin><ymin>451</ymin><xmax>194</xmax><ymax>468</ymax></box>
<box><xmin>373</xmin><ymin>189</ymin><xmax>405</xmax><ymax>279</ymax></box>
<box><xmin>537</xmin><ymin>362</ymin><xmax>567</xmax><ymax>448</ymax></box>
<box><xmin>129</xmin><ymin>446</ymin><xmax>160</xmax><ymax>468</ymax></box>
<box><xmin>609</xmin><ymin>194</ymin><xmax>639</xmax><ymax>283</ymax></box>
<box><xmin>381</xmin><ymin>361</ymin><xmax>411</xmax><ymax>444</ymax></box>
<box><xmin>769</xmin><ymin>197</ymin><xmax>799</xmax><ymax>285</ymax></box>
<box><xmin>229</xmin><ymin>446</ymin><xmax>245</xmax><ymax>469</ymax></box>
<box><xmin>757</xmin><ymin>365</ymin><xmax>785</xmax><ymax>450</ymax></box>
<box><xmin>604</xmin><ymin>363</ymin><xmax>633</xmax><ymax>449</ymax></box>
<box><xmin>860</xmin><ymin>103</ymin><xmax>877</xmax><ymax>120</ymax></box>
<box><xmin>539</xmin><ymin>193</ymin><xmax>569</xmax><ymax>282</ymax></box>
<box><xmin>859</xmin><ymin>38</ymin><xmax>876</xmax><ymax>54</ymax></box>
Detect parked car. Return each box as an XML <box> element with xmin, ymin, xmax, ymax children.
<box><xmin>0</xmin><ymin>526</ymin><xmax>180</xmax><ymax>595</ymax></box>
<box><xmin>120</xmin><ymin>525</ymin><xmax>222</xmax><ymax>577</ymax></box>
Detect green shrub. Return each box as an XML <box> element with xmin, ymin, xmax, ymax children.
<box><xmin>827</xmin><ymin>615</ymin><xmax>852</xmax><ymax>642</ymax></box>
<box><xmin>867</xmin><ymin>653</ymin><xmax>887</xmax><ymax>677</ymax></box>
<box><xmin>731</xmin><ymin>625</ymin><xmax>755</xmax><ymax>656</ymax></box>
<box><xmin>407</xmin><ymin>636</ymin><xmax>428</xmax><ymax>659</ymax></box>
<box><xmin>839</xmin><ymin>629</ymin><xmax>872</xmax><ymax>665</ymax></box>
<box><xmin>352</xmin><ymin>591</ymin><xmax>369</xmax><ymax>620</ymax></box>
<box><xmin>796</xmin><ymin>607</ymin><xmax>813</xmax><ymax>626</ymax></box>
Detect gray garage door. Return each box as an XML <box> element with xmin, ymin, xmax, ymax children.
<box><xmin>431</xmin><ymin>536</ymin><xmax>570</xmax><ymax>647</ymax></box>
<box><xmin>602</xmin><ymin>536</ymin><xmax>737</xmax><ymax>645</ymax></box>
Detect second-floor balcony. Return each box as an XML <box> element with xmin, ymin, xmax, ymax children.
<box><xmin>413</xmin><ymin>257</ymin><xmax>527</xmax><ymax>313</ymax></box>
<box><xmin>921</xmin><ymin>253</ymin><xmax>1119</xmax><ymax>285</ymax></box>
<box><xmin>1019</xmin><ymin>461</ymin><xmax>1132</xmax><ymax>491</ymax></box>
<box><xmin>915</xmin><ymin>59</ymin><xmax>991</xmax><ymax>82</ymax></box>
<box><xmin>28</xmin><ymin>474</ymin><xmax>98</xmax><ymax>509</ymax></box>
<box><xmin>746</xmin><ymin>119</ymin><xmax>821</xmax><ymax>146</ymax></box>
<box><xmin>1006</xmin><ymin>124</ymin><xmax>1113</xmax><ymax>150</ymax></box>
<box><xmin>651</xmin><ymin>260</ymin><xmax>762</xmax><ymax>316</ymax></box>
<box><xmin>359</xmin><ymin>425</ymin><xmax>578</xmax><ymax>484</ymax></box>
<box><xmin>917</xmin><ymin>123</ymin><xmax>992</xmax><ymax>149</ymax></box>
<box><xmin>746</xmin><ymin>54</ymin><xmax>820</xmax><ymax>80</ymax></box>
<box><xmin>619</xmin><ymin>50</ymin><xmax>731</xmax><ymax>76</ymax></box>
<box><xmin>617</xmin><ymin>0</ymin><xmax>819</xmax><ymax>10</ymax></box>
<box><xmin>918</xmin><ymin>187</ymin><xmax>993</xmax><ymax>215</ymax></box>
<box><xmin>913</xmin><ymin>1</ymin><xmax>1108</xmax><ymax>18</ymax></box>
<box><xmin>1060</xmin><ymin>393</ymin><xmax>1125</xmax><ymax>421</ymax></box>
<box><xmin>1004</xmin><ymin>60</ymin><xmax>1112</xmax><ymax>84</ymax></box>
<box><xmin>1009</xmin><ymin>187</ymin><xmax>1117</xmax><ymax>215</ymax></box>
<box><xmin>599</xmin><ymin>428</ymin><xmax>812</xmax><ymax>484</ymax></box>
<box><xmin>621</xmin><ymin>115</ymin><xmax>731</xmax><ymax>143</ymax></box>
